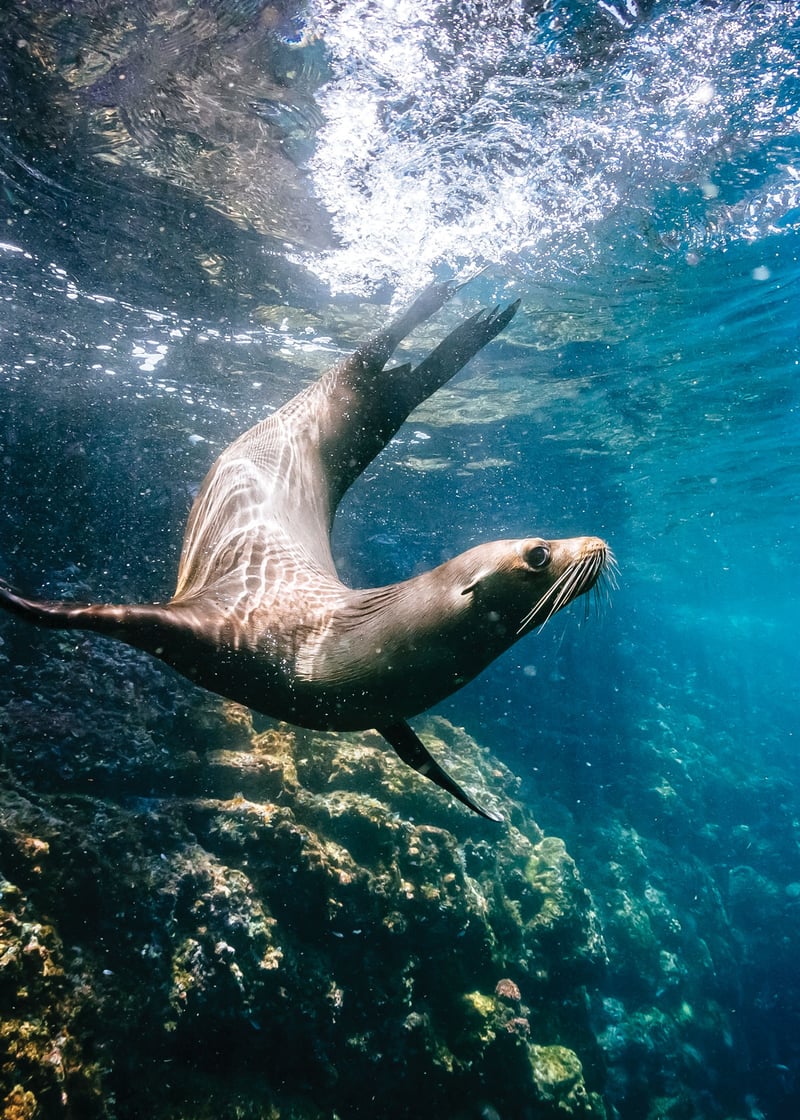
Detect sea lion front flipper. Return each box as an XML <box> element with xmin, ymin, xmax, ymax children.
<box><xmin>316</xmin><ymin>296</ymin><xmax>521</xmax><ymax>519</ymax></box>
<box><xmin>349</xmin><ymin>279</ymin><xmax>458</xmax><ymax>373</ymax></box>
<box><xmin>379</xmin><ymin>721</ymin><xmax>503</xmax><ymax>823</ymax></box>
<box><xmin>358</xmin><ymin>300</ymin><xmax>522</xmax><ymax>456</ymax></box>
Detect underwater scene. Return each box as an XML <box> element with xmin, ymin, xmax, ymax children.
<box><xmin>0</xmin><ymin>1</ymin><xmax>798</xmax><ymax>1117</ymax></box>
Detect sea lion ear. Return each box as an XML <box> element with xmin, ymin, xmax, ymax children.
<box><xmin>457</xmin><ymin>564</ymin><xmax>484</xmax><ymax>600</ymax></box>
<box><xmin>461</xmin><ymin>568</ymin><xmax>488</xmax><ymax>596</ymax></box>
<box><xmin>460</xmin><ymin>554</ymin><xmax>500</xmax><ymax>596</ymax></box>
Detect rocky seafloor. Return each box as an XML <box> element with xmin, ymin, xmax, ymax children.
<box><xmin>0</xmin><ymin>627</ymin><xmax>796</xmax><ymax>1120</ymax></box>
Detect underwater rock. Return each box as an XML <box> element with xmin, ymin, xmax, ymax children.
<box><xmin>3</xmin><ymin>615</ymin><xmax>795</xmax><ymax>1118</ymax></box>
<box><xmin>0</xmin><ymin>840</ymin><xmax>105</xmax><ymax>1117</ymax></box>
<box><xmin>529</xmin><ymin>1045</ymin><xmax>592</xmax><ymax>1115</ymax></box>
<box><xmin>0</xmin><ymin>637</ymin><xmax>608</xmax><ymax>1120</ymax></box>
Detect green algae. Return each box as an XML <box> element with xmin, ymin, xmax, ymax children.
<box><xmin>529</xmin><ymin>1045</ymin><xmax>594</xmax><ymax>1116</ymax></box>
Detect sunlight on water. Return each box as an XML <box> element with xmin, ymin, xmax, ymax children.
<box><xmin>304</xmin><ymin>0</ymin><xmax>800</xmax><ymax>296</ymax></box>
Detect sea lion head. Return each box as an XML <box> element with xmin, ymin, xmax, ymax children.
<box><xmin>453</xmin><ymin>534</ymin><xmax>612</xmax><ymax>640</ymax></box>
<box><xmin>292</xmin><ymin>533</ymin><xmax>613</xmax><ymax>729</ymax></box>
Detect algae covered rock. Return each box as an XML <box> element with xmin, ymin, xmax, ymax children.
<box><xmin>0</xmin><ymin>639</ymin><xmax>607</xmax><ymax>1120</ymax></box>
<box><xmin>0</xmin><ymin>852</ymin><xmax>104</xmax><ymax>1117</ymax></box>
<box><xmin>529</xmin><ymin>1045</ymin><xmax>592</xmax><ymax>1114</ymax></box>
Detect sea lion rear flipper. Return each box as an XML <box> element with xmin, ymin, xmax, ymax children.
<box><xmin>379</xmin><ymin>721</ymin><xmax>503</xmax><ymax>822</ymax></box>
<box><xmin>408</xmin><ymin>298</ymin><xmax>521</xmax><ymax>404</ymax></box>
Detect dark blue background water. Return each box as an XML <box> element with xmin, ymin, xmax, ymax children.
<box><xmin>1</xmin><ymin>1</ymin><xmax>798</xmax><ymax>1116</ymax></box>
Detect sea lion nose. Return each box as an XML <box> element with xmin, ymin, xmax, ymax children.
<box><xmin>581</xmin><ymin>536</ymin><xmax>609</xmax><ymax>560</ymax></box>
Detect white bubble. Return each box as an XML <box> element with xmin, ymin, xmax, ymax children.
<box><xmin>751</xmin><ymin>266</ymin><xmax>771</xmax><ymax>282</ymax></box>
<box><xmin>689</xmin><ymin>80</ymin><xmax>715</xmax><ymax>106</ymax></box>
<box><xmin>700</xmin><ymin>180</ymin><xmax>719</xmax><ymax>199</ymax></box>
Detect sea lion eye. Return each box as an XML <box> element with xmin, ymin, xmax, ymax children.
<box><xmin>525</xmin><ymin>544</ymin><xmax>550</xmax><ymax>570</ymax></box>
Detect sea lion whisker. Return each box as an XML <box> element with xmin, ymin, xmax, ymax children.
<box><xmin>549</xmin><ymin>570</ymin><xmax>580</xmax><ymax>615</ymax></box>
<box><xmin>521</xmin><ymin>549</ymin><xmax>609</xmax><ymax>635</ymax></box>
<box><xmin>592</xmin><ymin>554</ymin><xmax>619</xmax><ymax>616</ymax></box>
<box><xmin>590</xmin><ymin>566</ymin><xmax>608</xmax><ymax>619</ymax></box>
<box><xmin>541</xmin><ymin>564</ymin><xmax>585</xmax><ymax>618</ymax></box>
<box><xmin>606</xmin><ymin>563</ymin><xmax>620</xmax><ymax>592</ymax></box>
<box><xmin>580</xmin><ymin>566</ymin><xmax>601</xmax><ymax>622</ymax></box>
<box><xmin>522</xmin><ymin>559</ymin><xmax>587</xmax><ymax>633</ymax></box>
<box><xmin>557</xmin><ymin>564</ymin><xmax>589</xmax><ymax>614</ymax></box>
<box><xmin>598</xmin><ymin>568</ymin><xmax>617</xmax><ymax>611</ymax></box>
<box><xmin>517</xmin><ymin>566</ymin><xmax>575</xmax><ymax>634</ymax></box>
<box><xmin>588</xmin><ymin>557</ymin><xmax>617</xmax><ymax>618</ymax></box>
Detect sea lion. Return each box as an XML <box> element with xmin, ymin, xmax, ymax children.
<box><xmin>0</xmin><ymin>282</ymin><xmax>612</xmax><ymax>820</ymax></box>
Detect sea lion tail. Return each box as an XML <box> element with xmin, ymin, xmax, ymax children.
<box><xmin>379</xmin><ymin>720</ymin><xmax>503</xmax><ymax>822</ymax></box>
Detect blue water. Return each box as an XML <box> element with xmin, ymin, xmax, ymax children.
<box><xmin>1</xmin><ymin>0</ymin><xmax>799</xmax><ymax>1116</ymax></box>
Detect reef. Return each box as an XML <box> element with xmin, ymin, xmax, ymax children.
<box><xmin>0</xmin><ymin>628</ymin><xmax>611</xmax><ymax>1120</ymax></box>
<box><xmin>1</xmin><ymin>619</ymin><xmax>797</xmax><ymax>1119</ymax></box>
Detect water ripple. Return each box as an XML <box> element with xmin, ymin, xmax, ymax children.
<box><xmin>303</xmin><ymin>0</ymin><xmax>800</xmax><ymax>296</ymax></box>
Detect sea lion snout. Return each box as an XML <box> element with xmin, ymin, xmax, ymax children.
<box><xmin>514</xmin><ymin>534</ymin><xmax>613</xmax><ymax>635</ymax></box>
<box><xmin>451</xmin><ymin>533</ymin><xmax>611</xmax><ymax>632</ymax></box>
<box><xmin>546</xmin><ymin>534</ymin><xmax>610</xmax><ymax>570</ymax></box>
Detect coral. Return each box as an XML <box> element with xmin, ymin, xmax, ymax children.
<box><xmin>2</xmin><ymin>1086</ymin><xmax>37</xmax><ymax>1120</ymax></box>
<box><xmin>495</xmin><ymin>977</ymin><xmax>521</xmax><ymax>1002</ymax></box>
<box><xmin>0</xmin><ymin>863</ymin><xmax>105</xmax><ymax>1118</ymax></box>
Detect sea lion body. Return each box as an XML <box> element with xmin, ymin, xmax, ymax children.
<box><xmin>120</xmin><ymin>534</ymin><xmax>605</xmax><ymax>734</ymax></box>
<box><xmin>0</xmin><ymin>283</ymin><xmax>612</xmax><ymax>818</ymax></box>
